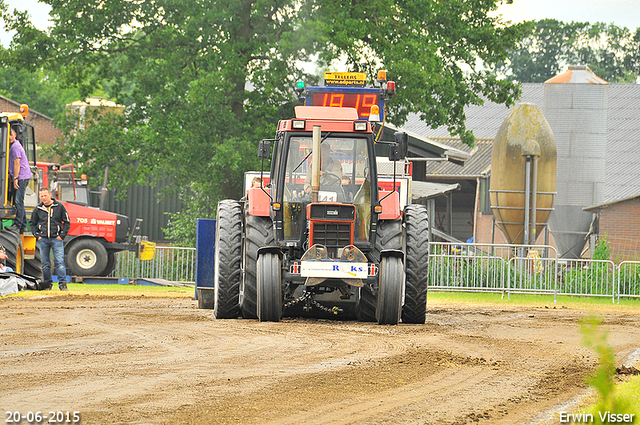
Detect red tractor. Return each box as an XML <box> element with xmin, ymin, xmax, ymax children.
<box><xmin>211</xmin><ymin>72</ymin><xmax>430</xmax><ymax>324</ymax></box>
<box><xmin>37</xmin><ymin>162</ymin><xmax>151</xmax><ymax>277</ymax></box>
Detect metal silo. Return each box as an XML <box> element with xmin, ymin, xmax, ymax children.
<box><xmin>490</xmin><ymin>103</ymin><xmax>557</xmax><ymax>245</ymax></box>
<box><xmin>544</xmin><ymin>65</ymin><xmax>609</xmax><ymax>258</ymax></box>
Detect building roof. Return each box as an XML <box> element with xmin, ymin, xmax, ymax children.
<box><xmin>403</xmin><ymin>83</ymin><xmax>640</xmax><ymax>203</ymax></box>
<box><xmin>545</xmin><ymin>65</ymin><xmax>608</xmax><ymax>85</ymax></box>
<box><xmin>68</xmin><ymin>97</ymin><xmax>125</xmax><ymax>109</ymax></box>
<box><xmin>412</xmin><ymin>181</ymin><xmax>460</xmax><ymax>201</ymax></box>
<box><xmin>0</xmin><ymin>94</ymin><xmax>54</xmax><ymax>121</ymax></box>
<box><xmin>584</xmin><ymin>193</ymin><xmax>640</xmax><ymax>211</ymax></box>
<box><xmin>603</xmin><ymin>84</ymin><xmax>640</xmax><ymax>204</ymax></box>
<box><xmin>402</xmin><ymin>83</ymin><xmax>543</xmax><ymax>139</ymax></box>
<box><xmin>379</xmin><ymin>122</ymin><xmax>470</xmax><ymax>165</ymax></box>
<box><xmin>422</xmin><ymin>137</ymin><xmax>492</xmax><ymax>179</ymax></box>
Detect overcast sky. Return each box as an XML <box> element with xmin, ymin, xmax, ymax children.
<box><xmin>1</xmin><ymin>0</ymin><xmax>638</xmax><ymax>47</ymax></box>
<box><xmin>494</xmin><ymin>0</ymin><xmax>639</xmax><ymax>30</ymax></box>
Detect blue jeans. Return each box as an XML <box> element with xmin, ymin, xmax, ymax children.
<box><xmin>13</xmin><ymin>179</ymin><xmax>29</xmax><ymax>228</ymax></box>
<box><xmin>39</xmin><ymin>238</ymin><xmax>66</xmax><ymax>283</ymax></box>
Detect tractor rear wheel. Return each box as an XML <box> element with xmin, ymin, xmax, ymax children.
<box><xmin>402</xmin><ymin>204</ymin><xmax>430</xmax><ymax>324</ymax></box>
<box><xmin>213</xmin><ymin>200</ymin><xmax>243</xmax><ymax>318</ymax></box>
<box><xmin>357</xmin><ymin>219</ymin><xmax>402</xmax><ymax>322</ymax></box>
<box><xmin>355</xmin><ymin>285</ymin><xmax>376</xmax><ymax>322</ymax></box>
<box><xmin>24</xmin><ymin>241</ymin><xmax>42</xmax><ymax>280</ymax></box>
<box><xmin>240</xmin><ymin>214</ymin><xmax>274</xmax><ymax>318</ymax></box>
<box><xmin>0</xmin><ymin>229</ymin><xmax>24</xmax><ymax>274</ymax></box>
<box><xmin>256</xmin><ymin>252</ymin><xmax>282</xmax><ymax>322</ymax></box>
<box><xmin>376</xmin><ymin>256</ymin><xmax>404</xmax><ymax>325</ymax></box>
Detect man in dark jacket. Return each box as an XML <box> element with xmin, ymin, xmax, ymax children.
<box><xmin>29</xmin><ymin>188</ymin><xmax>71</xmax><ymax>290</ymax></box>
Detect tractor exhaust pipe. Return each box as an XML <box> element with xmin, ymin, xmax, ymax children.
<box><xmin>311</xmin><ymin>125</ymin><xmax>321</xmax><ymax>203</ymax></box>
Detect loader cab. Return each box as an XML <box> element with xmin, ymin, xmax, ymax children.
<box><xmin>38</xmin><ymin>162</ymin><xmax>91</xmax><ymax>206</ymax></box>
<box><xmin>269</xmin><ymin>122</ymin><xmax>380</xmax><ymax>256</ymax></box>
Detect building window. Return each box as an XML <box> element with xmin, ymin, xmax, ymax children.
<box><xmin>479</xmin><ymin>177</ymin><xmax>491</xmax><ymax>214</ymax></box>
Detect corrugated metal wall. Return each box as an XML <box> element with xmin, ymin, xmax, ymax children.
<box><xmin>545</xmin><ymin>65</ymin><xmax>609</xmax><ymax>258</ymax></box>
<box><xmin>90</xmin><ymin>177</ymin><xmax>185</xmax><ymax>242</ymax></box>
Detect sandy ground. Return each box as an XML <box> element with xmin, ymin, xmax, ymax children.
<box><xmin>1</xmin><ymin>292</ymin><xmax>639</xmax><ymax>425</ymax></box>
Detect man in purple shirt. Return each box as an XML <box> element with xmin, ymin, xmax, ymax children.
<box><xmin>8</xmin><ymin>126</ymin><xmax>33</xmax><ymax>233</ymax></box>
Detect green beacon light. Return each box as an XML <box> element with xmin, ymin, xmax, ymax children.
<box><xmin>295</xmin><ymin>80</ymin><xmax>306</xmax><ymax>104</ymax></box>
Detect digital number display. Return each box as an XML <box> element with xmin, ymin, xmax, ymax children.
<box><xmin>311</xmin><ymin>92</ymin><xmax>379</xmax><ymax>118</ymax></box>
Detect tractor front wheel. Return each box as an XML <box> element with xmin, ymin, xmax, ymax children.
<box><xmin>357</xmin><ymin>219</ymin><xmax>402</xmax><ymax>322</ymax></box>
<box><xmin>376</xmin><ymin>256</ymin><xmax>404</xmax><ymax>325</ymax></box>
<box><xmin>67</xmin><ymin>239</ymin><xmax>108</xmax><ymax>277</ymax></box>
<box><xmin>256</xmin><ymin>252</ymin><xmax>282</xmax><ymax>322</ymax></box>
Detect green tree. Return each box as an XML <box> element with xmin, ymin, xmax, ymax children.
<box><xmin>497</xmin><ymin>19</ymin><xmax>640</xmax><ymax>83</ymax></box>
<box><xmin>0</xmin><ymin>66</ymin><xmax>80</xmax><ymax>118</ymax></box>
<box><xmin>1</xmin><ymin>0</ymin><xmax>525</xmax><ymax>244</ymax></box>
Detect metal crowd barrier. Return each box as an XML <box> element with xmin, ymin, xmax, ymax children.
<box><xmin>429</xmin><ymin>242</ymin><xmax>635</xmax><ymax>303</ymax></box>
<box><xmin>111</xmin><ymin>246</ymin><xmax>196</xmax><ymax>284</ymax></box>
<box><xmin>617</xmin><ymin>261</ymin><xmax>640</xmax><ymax>302</ymax></box>
<box><xmin>107</xmin><ymin>243</ymin><xmax>639</xmax><ymax>302</ymax></box>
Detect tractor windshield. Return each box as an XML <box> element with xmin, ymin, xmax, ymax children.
<box><xmin>282</xmin><ymin>135</ymin><xmax>373</xmax><ymax>242</ymax></box>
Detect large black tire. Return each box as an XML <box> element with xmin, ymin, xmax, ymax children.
<box><xmin>24</xmin><ymin>245</ymin><xmax>43</xmax><ymax>280</ymax></box>
<box><xmin>240</xmin><ymin>214</ymin><xmax>275</xmax><ymax>318</ymax></box>
<box><xmin>0</xmin><ymin>229</ymin><xmax>24</xmax><ymax>274</ymax></box>
<box><xmin>101</xmin><ymin>252</ymin><xmax>117</xmax><ymax>276</ymax></box>
<box><xmin>66</xmin><ymin>239</ymin><xmax>108</xmax><ymax>276</ymax></box>
<box><xmin>256</xmin><ymin>252</ymin><xmax>282</xmax><ymax>322</ymax></box>
<box><xmin>376</xmin><ymin>256</ymin><xmax>404</xmax><ymax>325</ymax></box>
<box><xmin>356</xmin><ymin>219</ymin><xmax>402</xmax><ymax>322</ymax></box>
<box><xmin>355</xmin><ymin>285</ymin><xmax>377</xmax><ymax>322</ymax></box>
<box><xmin>402</xmin><ymin>204</ymin><xmax>430</xmax><ymax>324</ymax></box>
<box><xmin>213</xmin><ymin>200</ymin><xmax>243</xmax><ymax>319</ymax></box>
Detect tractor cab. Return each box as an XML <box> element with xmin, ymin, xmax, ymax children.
<box><xmin>267</xmin><ymin>106</ymin><xmax>379</xmax><ymax>259</ymax></box>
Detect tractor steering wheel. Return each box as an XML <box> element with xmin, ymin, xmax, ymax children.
<box><xmin>321</xmin><ymin>172</ymin><xmax>343</xmax><ymax>188</ymax></box>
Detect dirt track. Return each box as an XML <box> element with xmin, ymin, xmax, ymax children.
<box><xmin>1</xmin><ymin>292</ymin><xmax>639</xmax><ymax>425</ymax></box>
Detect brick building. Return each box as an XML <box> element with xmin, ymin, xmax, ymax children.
<box><xmin>0</xmin><ymin>95</ymin><xmax>63</xmax><ymax>161</ymax></box>
<box><xmin>585</xmin><ymin>196</ymin><xmax>640</xmax><ymax>262</ymax></box>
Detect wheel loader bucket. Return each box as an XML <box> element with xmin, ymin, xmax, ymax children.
<box><xmin>138</xmin><ymin>240</ymin><xmax>156</xmax><ymax>261</ymax></box>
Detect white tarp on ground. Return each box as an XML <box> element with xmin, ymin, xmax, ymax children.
<box><xmin>0</xmin><ymin>273</ymin><xmax>44</xmax><ymax>296</ymax></box>
<box><xmin>0</xmin><ymin>276</ymin><xmax>20</xmax><ymax>296</ymax></box>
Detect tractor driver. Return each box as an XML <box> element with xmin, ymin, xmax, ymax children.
<box><xmin>304</xmin><ymin>142</ymin><xmax>344</xmax><ymax>194</ymax></box>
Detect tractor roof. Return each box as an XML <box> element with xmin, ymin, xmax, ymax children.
<box><xmin>295</xmin><ymin>106</ymin><xmax>359</xmax><ymax>120</ymax></box>
<box><xmin>278</xmin><ymin>106</ymin><xmax>371</xmax><ymax>133</ymax></box>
